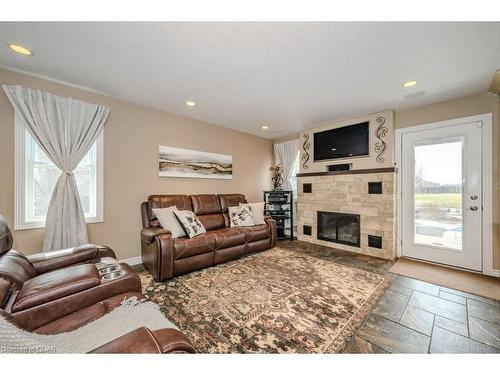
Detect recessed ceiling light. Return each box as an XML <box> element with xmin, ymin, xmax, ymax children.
<box><xmin>402</xmin><ymin>80</ymin><xmax>417</xmax><ymax>88</ymax></box>
<box><xmin>185</xmin><ymin>100</ymin><xmax>196</xmax><ymax>107</ymax></box>
<box><xmin>261</xmin><ymin>125</ymin><xmax>269</xmax><ymax>130</ymax></box>
<box><xmin>8</xmin><ymin>43</ymin><xmax>32</xmax><ymax>56</ymax></box>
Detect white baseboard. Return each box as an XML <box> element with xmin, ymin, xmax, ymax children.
<box><xmin>120</xmin><ymin>256</ymin><xmax>142</xmax><ymax>266</ymax></box>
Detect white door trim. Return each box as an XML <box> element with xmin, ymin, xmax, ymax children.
<box><xmin>395</xmin><ymin>113</ymin><xmax>498</xmax><ymax>277</ymax></box>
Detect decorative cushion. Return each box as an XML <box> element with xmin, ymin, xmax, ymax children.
<box><xmin>239</xmin><ymin>202</ymin><xmax>266</xmax><ymax>225</ymax></box>
<box><xmin>173</xmin><ymin>210</ymin><xmax>207</xmax><ymax>238</ymax></box>
<box><xmin>228</xmin><ymin>205</ymin><xmax>255</xmax><ymax>227</ymax></box>
<box><xmin>152</xmin><ymin>206</ymin><xmax>185</xmax><ymax>239</ymax></box>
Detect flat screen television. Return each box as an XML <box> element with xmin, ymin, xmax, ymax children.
<box><xmin>313</xmin><ymin>121</ymin><xmax>370</xmax><ymax>161</ymax></box>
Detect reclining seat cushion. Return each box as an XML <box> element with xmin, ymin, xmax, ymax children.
<box><xmin>11</xmin><ymin>264</ymin><xmax>101</xmax><ymax>313</ymax></box>
<box><xmin>243</xmin><ymin>224</ymin><xmax>271</xmax><ymax>242</ymax></box>
<box><xmin>218</xmin><ymin>194</ymin><xmax>247</xmax><ymax>227</ymax></box>
<box><xmin>33</xmin><ymin>292</ymin><xmax>145</xmax><ymax>335</ymax></box>
<box><xmin>173</xmin><ymin>233</ymin><xmax>217</xmax><ymax>260</ymax></box>
<box><xmin>212</xmin><ymin>227</ymin><xmax>246</xmax><ymax>250</ymax></box>
<box><xmin>148</xmin><ymin>195</ymin><xmax>192</xmax><ymax>228</ymax></box>
<box><xmin>190</xmin><ymin>194</ymin><xmax>225</xmax><ymax>231</ymax></box>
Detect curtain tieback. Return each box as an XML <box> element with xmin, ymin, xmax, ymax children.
<box><xmin>63</xmin><ymin>170</ymin><xmax>74</xmax><ymax>176</ymax></box>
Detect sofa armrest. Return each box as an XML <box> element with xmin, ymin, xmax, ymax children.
<box><xmin>89</xmin><ymin>327</ymin><xmax>195</xmax><ymax>353</ymax></box>
<box><xmin>141</xmin><ymin>228</ymin><xmax>171</xmax><ymax>244</ymax></box>
<box><xmin>264</xmin><ymin>216</ymin><xmax>277</xmax><ymax>248</ymax></box>
<box><xmin>28</xmin><ymin>245</ymin><xmax>116</xmax><ymax>274</ymax></box>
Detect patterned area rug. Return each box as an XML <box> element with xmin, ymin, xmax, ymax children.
<box><xmin>140</xmin><ymin>247</ymin><xmax>391</xmax><ymax>353</ymax></box>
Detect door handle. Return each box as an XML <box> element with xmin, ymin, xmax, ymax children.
<box><xmin>470</xmin><ymin>206</ymin><xmax>479</xmax><ymax>211</ymax></box>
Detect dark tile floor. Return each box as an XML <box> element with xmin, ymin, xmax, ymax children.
<box><xmin>134</xmin><ymin>240</ymin><xmax>500</xmax><ymax>354</ymax></box>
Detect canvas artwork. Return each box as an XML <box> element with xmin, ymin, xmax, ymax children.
<box><xmin>158</xmin><ymin>145</ymin><xmax>233</xmax><ymax>179</ymax></box>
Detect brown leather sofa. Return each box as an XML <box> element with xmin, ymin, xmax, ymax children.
<box><xmin>141</xmin><ymin>193</ymin><xmax>277</xmax><ymax>281</ymax></box>
<box><xmin>0</xmin><ymin>214</ymin><xmax>195</xmax><ymax>353</ymax></box>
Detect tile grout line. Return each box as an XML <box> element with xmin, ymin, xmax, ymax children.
<box><xmin>465</xmin><ymin>298</ymin><xmax>471</xmax><ymax>338</ymax></box>
<box><xmin>434</xmin><ymin>325</ymin><xmax>500</xmax><ymax>352</ymax></box>
<box><xmin>428</xmin><ymin>313</ymin><xmax>436</xmax><ymax>354</ymax></box>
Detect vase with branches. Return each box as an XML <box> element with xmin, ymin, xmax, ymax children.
<box><xmin>270</xmin><ymin>165</ymin><xmax>284</xmax><ymax>191</ymax></box>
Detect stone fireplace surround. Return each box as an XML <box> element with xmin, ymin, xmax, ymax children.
<box><xmin>297</xmin><ymin>168</ymin><xmax>396</xmax><ymax>260</ymax></box>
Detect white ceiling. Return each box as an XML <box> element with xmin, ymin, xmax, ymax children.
<box><xmin>0</xmin><ymin>22</ymin><xmax>499</xmax><ymax>139</ymax></box>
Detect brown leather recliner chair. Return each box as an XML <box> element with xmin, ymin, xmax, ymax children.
<box><xmin>141</xmin><ymin>193</ymin><xmax>277</xmax><ymax>281</ymax></box>
<box><xmin>0</xmin><ymin>215</ymin><xmax>142</xmax><ymax>332</ymax></box>
<box><xmin>0</xmin><ymin>215</ymin><xmax>195</xmax><ymax>353</ymax></box>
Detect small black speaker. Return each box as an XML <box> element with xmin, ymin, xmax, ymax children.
<box><xmin>368</xmin><ymin>182</ymin><xmax>383</xmax><ymax>194</ymax></box>
<box><xmin>303</xmin><ymin>183</ymin><xmax>312</xmax><ymax>193</ymax></box>
<box><xmin>328</xmin><ymin>163</ymin><xmax>351</xmax><ymax>172</ymax></box>
<box><xmin>368</xmin><ymin>235</ymin><xmax>383</xmax><ymax>249</ymax></box>
<box><xmin>303</xmin><ymin>225</ymin><xmax>312</xmax><ymax>236</ymax></box>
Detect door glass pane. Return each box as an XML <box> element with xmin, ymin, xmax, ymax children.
<box><xmin>414</xmin><ymin>139</ymin><xmax>463</xmax><ymax>250</ymax></box>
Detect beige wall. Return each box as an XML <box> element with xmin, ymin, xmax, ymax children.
<box><xmin>0</xmin><ymin>68</ymin><xmax>273</xmax><ymax>259</ymax></box>
<box><xmin>395</xmin><ymin>92</ymin><xmax>500</xmax><ymax>269</ymax></box>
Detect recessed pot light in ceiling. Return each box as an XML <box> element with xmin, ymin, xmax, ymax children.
<box><xmin>402</xmin><ymin>80</ymin><xmax>417</xmax><ymax>88</ymax></box>
<box><xmin>185</xmin><ymin>100</ymin><xmax>196</xmax><ymax>107</ymax></box>
<box><xmin>261</xmin><ymin>125</ymin><xmax>269</xmax><ymax>130</ymax></box>
<box><xmin>8</xmin><ymin>43</ymin><xmax>32</xmax><ymax>56</ymax></box>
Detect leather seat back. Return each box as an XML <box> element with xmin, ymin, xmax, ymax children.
<box><xmin>218</xmin><ymin>194</ymin><xmax>248</xmax><ymax>227</ymax></box>
<box><xmin>0</xmin><ymin>250</ymin><xmax>38</xmax><ymax>291</ymax></box>
<box><xmin>147</xmin><ymin>195</ymin><xmax>193</xmax><ymax>228</ymax></box>
<box><xmin>141</xmin><ymin>193</ymin><xmax>247</xmax><ymax>230</ymax></box>
<box><xmin>190</xmin><ymin>194</ymin><xmax>225</xmax><ymax>231</ymax></box>
<box><xmin>0</xmin><ymin>214</ymin><xmax>14</xmax><ymax>256</ymax></box>
<box><xmin>0</xmin><ymin>215</ymin><xmax>37</xmax><ymax>290</ymax></box>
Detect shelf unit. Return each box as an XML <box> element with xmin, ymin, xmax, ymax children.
<box><xmin>263</xmin><ymin>190</ymin><xmax>294</xmax><ymax>241</ymax></box>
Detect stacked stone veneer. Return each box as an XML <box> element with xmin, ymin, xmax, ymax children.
<box><xmin>297</xmin><ymin>171</ymin><xmax>396</xmax><ymax>260</ymax></box>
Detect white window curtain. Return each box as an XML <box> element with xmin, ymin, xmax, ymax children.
<box><xmin>273</xmin><ymin>139</ymin><xmax>300</xmax><ymax>191</ymax></box>
<box><xmin>3</xmin><ymin>85</ymin><xmax>109</xmax><ymax>251</ymax></box>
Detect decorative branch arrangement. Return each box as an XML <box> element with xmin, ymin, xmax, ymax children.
<box><xmin>302</xmin><ymin>133</ymin><xmax>310</xmax><ymax>169</ymax></box>
<box><xmin>270</xmin><ymin>165</ymin><xmax>285</xmax><ymax>191</ymax></box>
<box><xmin>374</xmin><ymin>116</ymin><xmax>388</xmax><ymax>163</ymax></box>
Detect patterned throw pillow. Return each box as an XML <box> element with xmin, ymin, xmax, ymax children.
<box><xmin>152</xmin><ymin>206</ymin><xmax>186</xmax><ymax>239</ymax></box>
<box><xmin>173</xmin><ymin>210</ymin><xmax>207</xmax><ymax>238</ymax></box>
<box><xmin>239</xmin><ymin>202</ymin><xmax>266</xmax><ymax>225</ymax></box>
<box><xmin>228</xmin><ymin>205</ymin><xmax>255</xmax><ymax>227</ymax></box>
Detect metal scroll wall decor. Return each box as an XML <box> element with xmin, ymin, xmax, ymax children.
<box><xmin>302</xmin><ymin>133</ymin><xmax>310</xmax><ymax>169</ymax></box>
<box><xmin>374</xmin><ymin>116</ymin><xmax>388</xmax><ymax>163</ymax></box>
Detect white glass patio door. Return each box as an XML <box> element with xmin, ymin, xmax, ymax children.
<box><xmin>401</xmin><ymin>121</ymin><xmax>482</xmax><ymax>271</ymax></box>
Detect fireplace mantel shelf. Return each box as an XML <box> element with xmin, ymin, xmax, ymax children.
<box><xmin>297</xmin><ymin>167</ymin><xmax>396</xmax><ymax>177</ymax></box>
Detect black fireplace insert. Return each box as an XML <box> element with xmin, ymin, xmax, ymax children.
<box><xmin>317</xmin><ymin>211</ymin><xmax>360</xmax><ymax>247</ymax></box>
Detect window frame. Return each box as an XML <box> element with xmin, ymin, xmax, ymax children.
<box><xmin>14</xmin><ymin>114</ymin><xmax>104</xmax><ymax>230</ymax></box>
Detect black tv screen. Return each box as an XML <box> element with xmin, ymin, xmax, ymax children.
<box><xmin>313</xmin><ymin>121</ymin><xmax>370</xmax><ymax>161</ymax></box>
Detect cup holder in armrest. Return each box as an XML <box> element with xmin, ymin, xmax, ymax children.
<box><xmin>98</xmin><ymin>266</ymin><xmax>119</xmax><ymax>275</ymax></box>
<box><xmin>102</xmin><ymin>271</ymin><xmax>123</xmax><ymax>280</ymax></box>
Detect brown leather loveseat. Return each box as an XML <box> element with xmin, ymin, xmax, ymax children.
<box><xmin>141</xmin><ymin>194</ymin><xmax>277</xmax><ymax>281</ymax></box>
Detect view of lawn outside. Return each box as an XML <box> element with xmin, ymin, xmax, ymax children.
<box><xmin>414</xmin><ymin>141</ymin><xmax>463</xmax><ymax>250</ymax></box>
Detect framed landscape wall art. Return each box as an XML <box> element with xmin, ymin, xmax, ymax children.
<box><xmin>158</xmin><ymin>145</ymin><xmax>233</xmax><ymax>179</ymax></box>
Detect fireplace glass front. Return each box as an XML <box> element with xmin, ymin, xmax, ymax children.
<box><xmin>317</xmin><ymin>211</ymin><xmax>360</xmax><ymax>247</ymax></box>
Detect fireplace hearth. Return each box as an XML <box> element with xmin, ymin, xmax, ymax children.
<box><xmin>317</xmin><ymin>211</ymin><xmax>360</xmax><ymax>247</ymax></box>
